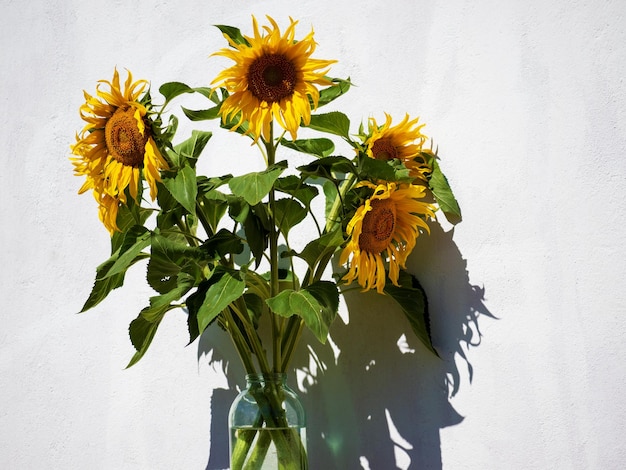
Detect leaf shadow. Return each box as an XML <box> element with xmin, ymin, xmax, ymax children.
<box><xmin>201</xmin><ymin>222</ymin><xmax>493</xmax><ymax>469</ymax></box>
<box><xmin>290</xmin><ymin>222</ymin><xmax>493</xmax><ymax>469</ymax></box>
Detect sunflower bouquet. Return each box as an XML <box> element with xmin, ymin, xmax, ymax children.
<box><xmin>70</xmin><ymin>15</ymin><xmax>460</xmax><ymax>469</ymax></box>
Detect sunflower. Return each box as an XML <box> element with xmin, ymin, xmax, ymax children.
<box><xmin>71</xmin><ymin>68</ymin><xmax>168</xmax><ymax>233</ymax></box>
<box><xmin>339</xmin><ymin>182</ymin><xmax>435</xmax><ymax>293</ymax></box>
<box><xmin>211</xmin><ymin>15</ymin><xmax>336</xmax><ymax>142</ymax></box>
<box><xmin>365</xmin><ymin>113</ymin><xmax>431</xmax><ymax>181</ymax></box>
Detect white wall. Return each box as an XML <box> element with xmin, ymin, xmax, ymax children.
<box><xmin>2</xmin><ymin>1</ymin><xmax>626</xmax><ymax>469</ymax></box>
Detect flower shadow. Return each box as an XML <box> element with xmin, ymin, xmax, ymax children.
<box><xmin>202</xmin><ymin>222</ymin><xmax>493</xmax><ymax>469</ymax></box>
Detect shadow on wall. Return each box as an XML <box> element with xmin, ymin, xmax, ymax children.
<box><xmin>203</xmin><ymin>223</ymin><xmax>493</xmax><ymax>470</ymax></box>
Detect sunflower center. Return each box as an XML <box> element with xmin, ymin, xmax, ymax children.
<box><xmin>371</xmin><ymin>137</ymin><xmax>398</xmax><ymax>161</ymax></box>
<box><xmin>359</xmin><ymin>198</ymin><xmax>397</xmax><ymax>254</ymax></box>
<box><xmin>104</xmin><ymin>106</ymin><xmax>148</xmax><ymax>167</ymax></box>
<box><xmin>247</xmin><ymin>53</ymin><xmax>297</xmax><ymax>103</ymax></box>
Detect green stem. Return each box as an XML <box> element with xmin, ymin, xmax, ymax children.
<box><xmin>195</xmin><ymin>199</ymin><xmax>215</xmax><ymax>237</ymax></box>
<box><xmin>231</xmin><ymin>301</ymin><xmax>271</xmax><ymax>374</ymax></box>
<box><xmin>223</xmin><ymin>309</ymin><xmax>257</xmax><ymax>375</ymax></box>
<box><xmin>265</xmin><ymin>124</ymin><xmax>281</xmax><ymax>372</ymax></box>
<box><xmin>279</xmin><ymin>174</ymin><xmax>358</xmax><ymax>371</ymax></box>
<box><xmin>325</xmin><ymin>172</ymin><xmax>357</xmax><ymax>232</ymax></box>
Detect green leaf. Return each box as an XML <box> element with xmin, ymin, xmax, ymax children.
<box><xmin>201</xmin><ymin>228</ymin><xmax>244</xmax><ymax>259</ymax></box>
<box><xmin>315</xmin><ymin>77</ymin><xmax>352</xmax><ymax>108</ymax></box>
<box><xmin>163</xmin><ymin>164</ymin><xmax>197</xmax><ymax>215</ymax></box>
<box><xmin>266</xmin><ymin>282</ymin><xmax>338</xmax><ymax>343</ymax></box>
<box><xmin>214</xmin><ymin>24</ymin><xmax>251</xmax><ymax>47</ymax></box>
<box><xmin>146</xmin><ymin>254</ymin><xmax>180</xmax><ymax>294</ymax></box>
<box><xmin>274</xmin><ymin>176</ymin><xmax>319</xmax><ymax>209</ymax></box>
<box><xmin>280</xmin><ymin>137</ymin><xmax>335</xmax><ymax>158</ymax></box>
<box><xmin>226</xmin><ymin>195</ymin><xmax>250</xmax><ymax>224</ymax></box>
<box><xmin>293</xmin><ymin>227</ymin><xmax>344</xmax><ymax>271</ymax></box>
<box><xmin>359</xmin><ymin>155</ymin><xmax>412</xmax><ymax>183</ymax></box>
<box><xmin>308</xmin><ymin>112</ymin><xmax>350</xmax><ymax>138</ymax></box>
<box><xmin>243</xmin><ymin>205</ymin><xmax>270</xmax><ymax>268</ymax></box>
<box><xmin>127</xmin><ymin>314</ymin><xmax>162</xmax><ymax>368</ymax></box>
<box><xmin>141</xmin><ymin>272</ymin><xmax>196</xmax><ymax>323</ymax></box>
<box><xmin>305</xmin><ymin>280</ymin><xmax>339</xmax><ymax>325</ymax></box>
<box><xmin>243</xmin><ymin>292</ymin><xmax>265</xmax><ymax>328</ymax></box>
<box><xmin>196</xmin><ymin>175</ymin><xmax>232</xmax><ymax>195</ymax></box>
<box><xmin>147</xmin><ymin>233</ymin><xmax>203</xmax><ymax>294</ymax></box>
<box><xmin>159</xmin><ymin>82</ymin><xmax>193</xmax><ymax>102</ymax></box>
<box><xmin>273</xmin><ymin>199</ymin><xmax>307</xmax><ymax>237</ymax></box>
<box><xmin>198</xmin><ymin>193</ymin><xmax>228</xmax><ymax>234</ymax></box>
<box><xmin>426</xmin><ymin>155</ymin><xmax>462</xmax><ymax>225</ymax></box>
<box><xmin>110</xmin><ymin>199</ymin><xmax>152</xmax><ymax>252</ymax></box>
<box><xmin>80</xmin><ymin>260</ymin><xmax>126</xmax><ymax>312</ymax></box>
<box><xmin>384</xmin><ymin>270</ymin><xmax>438</xmax><ymax>356</ymax></box>
<box><xmin>99</xmin><ymin>226</ymin><xmax>151</xmax><ymax>281</ymax></box>
<box><xmin>228</xmin><ymin>161</ymin><xmax>287</xmax><ymax>205</ymax></box>
<box><xmin>151</xmin><ymin>232</ymin><xmax>205</xmax><ymax>264</ymax></box>
<box><xmin>195</xmin><ymin>268</ymin><xmax>246</xmax><ymax>334</ymax></box>
<box><xmin>297</xmin><ymin>156</ymin><xmax>356</xmax><ymax>182</ymax></box>
<box><xmin>323</xmin><ymin>180</ymin><xmax>339</xmax><ymax>220</ymax></box>
<box><xmin>126</xmin><ymin>272</ymin><xmax>196</xmax><ymax>367</ymax></box>
<box><xmin>159</xmin><ymin>82</ymin><xmax>213</xmax><ymax>103</ymax></box>
<box><xmin>181</xmin><ymin>106</ymin><xmax>221</xmax><ymax>122</ymax></box>
<box><xmin>175</xmin><ymin>130</ymin><xmax>213</xmax><ymax>165</ymax></box>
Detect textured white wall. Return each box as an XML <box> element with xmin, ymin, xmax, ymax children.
<box><xmin>2</xmin><ymin>0</ymin><xmax>626</xmax><ymax>469</ymax></box>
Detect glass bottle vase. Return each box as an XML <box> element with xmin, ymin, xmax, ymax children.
<box><xmin>229</xmin><ymin>373</ymin><xmax>307</xmax><ymax>469</ymax></box>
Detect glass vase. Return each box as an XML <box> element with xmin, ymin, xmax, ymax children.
<box><xmin>229</xmin><ymin>373</ymin><xmax>307</xmax><ymax>469</ymax></box>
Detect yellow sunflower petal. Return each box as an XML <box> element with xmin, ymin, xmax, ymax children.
<box><xmin>70</xmin><ymin>68</ymin><xmax>168</xmax><ymax>235</ymax></box>
<box><xmin>211</xmin><ymin>15</ymin><xmax>336</xmax><ymax>142</ymax></box>
<box><xmin>341</xmin><ymin>182</ymin><xmax>435</xmax><ymax>292</ymax></box>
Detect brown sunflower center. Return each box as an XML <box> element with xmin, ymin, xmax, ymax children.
<box><xmin>358</xmin><ymin>198</ymin><xmax>397</xmax><ymax>254</ymax></box>
<box><xmin>104</xmin><ymin>106</ymin><xmax>148</xmax><ymax>167</ymax></box>
<box><xmin>371</xmin><ymin>137</ymin><xmax>398</xmax><ymax>161</ymax></box>
<box><xmin>247</xmin><ymin>53</ymin><xmax>297</xmax><ymax>103</ymax></box>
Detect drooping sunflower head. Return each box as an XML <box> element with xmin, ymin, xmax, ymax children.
<box><xmin>365</xmin><ymin>113</ymin><xmax>430</xmax><ymax>181</ymax></box>
<box><xmin>339</xmin><ymin>181</ymin><xmax>435</xmax><ymax>293</ymax></box>
<box><xmin>211</xmin><ymin>15</ymin><xmax>336</xmax><ymax>141</ymax></box>
<box><xmin>70</xmin><ymin>68</ymin><xmax>169</xmax><ymax>234</ymax></box>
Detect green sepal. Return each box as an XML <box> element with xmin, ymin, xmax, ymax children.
<box><xmin>266</xmin><ymin>281</ymin><xmax>339</xmax><ymax>343</ymax></box>
<box><xmin>383</xmin><ymin>270</ymin><xmax>438</xmax><ymax>357</ymax></box>
<box><xmin>279</xmin><ymin>137</ymin><xmax>335</xmax><ymax>158</ymax></box>
<box><xmin>214</xmin><ymin>24</ymin><xmax>251</xmax><ymax>47</ymax></box>
<box><xmin>308</xmin><ymin>112</ymin><xmax>351</xmax><ymax>139</ymax></box>
<box><xmin>228</xmin><ymin>161</ymin><xmax>288</xmax><ymax>205</ymax></box>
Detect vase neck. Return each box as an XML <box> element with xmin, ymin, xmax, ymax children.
<box><xmin>245</xmin><ymin>373</ymin><xmax>287</xmax><ymax>387</ymax></box>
